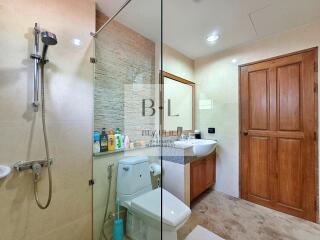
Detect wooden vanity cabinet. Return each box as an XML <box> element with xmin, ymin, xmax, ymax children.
<box><xmin>190</xmin><ymin>151</ymin><xmax>216</xmax><ymax>202</ymax></box>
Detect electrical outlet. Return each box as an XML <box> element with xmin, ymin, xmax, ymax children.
<box><xmin>208</xmin><ymin>128</ymin><xmax>215</xmax><ymax>134</ymax></box>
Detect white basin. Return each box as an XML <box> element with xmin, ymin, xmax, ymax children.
<box><xmin>0</xmin><ymin>165</ymin><xmax>11</xmax><ymax>179</ymax></box>
<box><xmin>174</xmin><ymin>139</ymin><xmax>217</xmax><ymax>157</ymax></box>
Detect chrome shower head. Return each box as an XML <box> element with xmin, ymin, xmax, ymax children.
<box><xmin>41</xmin><ymin>31</ymin><xmax>57</xmax><ymax>62</ymax></box>
<box><xmin>41</xmin><ymin>31</ymin><xmax>57</xmax><ymax>45</ymax></box>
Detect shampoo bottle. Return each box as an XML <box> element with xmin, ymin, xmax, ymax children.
<box><xmin>108</xmin><ymin>129</ymin><xmax>115</xmax><ymax>151</ymax></box>
<box><xmin>100</xmin><ymin>128</ymin><xmax>108</xmax><ymax>152</ymax></box>
<box><xmin>124</xmin><ymin>135</ymin><xmax>130</xmax><ymax>150</ymax></box>
<box><xmin>93</xmin><ymin>131</ymin><xmax>100</xmax><ymax>153</ymax></box>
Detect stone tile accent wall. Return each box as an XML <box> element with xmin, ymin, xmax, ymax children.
<box><xmin>94</xmin><ymin>11</ymin><xmax>156</xmax><ymax>143</ymax></box>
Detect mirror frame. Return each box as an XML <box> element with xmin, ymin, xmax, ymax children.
<box><xmin>161</xmin><ymin>71</ymin><xmax>195</xmax><ymax>131</ymax></box>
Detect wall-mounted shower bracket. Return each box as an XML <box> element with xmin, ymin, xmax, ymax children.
<box><xmin>30</xmin><ymin>54</ymin><xmax>49</xmax><ymax>65</ymax></box>
<box><xmin>30</xmin><ymin>54</ymin><xmax>41</xmax><ymax>60</ymax></box>
<box><xmin>13</xmin><ymin>159</ymin><xmax>53</xmax><ymax>172</ymax></box>
<box><xmin>32</xmin><ymin>23</ymin><xmax>41</xmax><ymax>112</ymax></box>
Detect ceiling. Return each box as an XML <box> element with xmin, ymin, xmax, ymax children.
<box><xmin>96</xmin><ymin>0</ymin><xmax>320</xmax><ymax>59</ymax></box>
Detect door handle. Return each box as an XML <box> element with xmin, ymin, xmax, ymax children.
<box><xmin>243</xmin><ymin>131</ymin><xmax>248</xmax><ymax>136</ymax></box>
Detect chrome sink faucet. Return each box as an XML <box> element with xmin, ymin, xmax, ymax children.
<box><xmin>177</xmin><ymin>127</ymin><xmax>195</xmax><ymax>140</ymax></box>
<box><xmin>188</xmin><ymin>132</ymin><xmax>195</xmax><ymax>139</ymax></box>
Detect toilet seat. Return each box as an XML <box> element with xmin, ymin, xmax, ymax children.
<box><xmin>131</xmin><ymin>188</ymin><xmax>191</xmax><ymax>228</ymax></box>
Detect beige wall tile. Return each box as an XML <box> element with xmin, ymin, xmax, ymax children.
<box><xmin>163</xmin><ymin>44</ymin><xmax>195</xmax><ymax>81</ymax></box>
<box><xmin>0</xmin><ymin>0</ymin><xmax>95</xmax><ymax>239</ymax></box>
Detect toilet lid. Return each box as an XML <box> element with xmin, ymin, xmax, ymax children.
<box><xmin>131</xmin><ymin>188</ymin><xmax>191</xmax><ymax>227</ymax></box>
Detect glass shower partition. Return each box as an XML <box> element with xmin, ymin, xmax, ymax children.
<box><xmin>92</xmin><ymin>1</ymin><xmax>162</xmax><ymax>239</ymax></box>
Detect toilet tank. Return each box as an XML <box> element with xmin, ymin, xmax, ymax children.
<box><xmin>117</xmin><ymin>156</ymin><xmax>152</xmax><ymax>204</ymax></box>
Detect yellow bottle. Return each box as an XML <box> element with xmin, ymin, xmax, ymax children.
<box><xmin>108</xmin><ymin>129</ymin><xmax>115</xmax><ymax>151</ymax></box>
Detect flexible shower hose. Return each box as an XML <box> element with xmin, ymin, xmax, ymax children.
<box><xmin>99</xmin><ymin>165</ymin><xmax>113</xmax><ymax>240</ymax></box>
<box><xmin>33</xmin><ymin>63</ymin><xmax>53</xmax><ymax>209</ymax></box>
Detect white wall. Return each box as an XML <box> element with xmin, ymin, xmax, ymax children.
<box><xmin>163</xmin><ymin>44</ymin><xmax>195</xmax><ymax>81</ymax></box>
<box><xmin>195</xmin><ymin>20</ymin><xmax>320</xmax><ymax>198</ymax></box>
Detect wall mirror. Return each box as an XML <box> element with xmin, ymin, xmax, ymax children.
<box><xmin>162</xmin><ymin>71</ymin><xmax>195</xmax><ymax>131</ymax></box>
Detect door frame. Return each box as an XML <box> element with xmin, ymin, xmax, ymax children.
<box><xmin>238</xmin><ymin>47</ymin><xmax>319</xmax><ymax>222</ymax></box>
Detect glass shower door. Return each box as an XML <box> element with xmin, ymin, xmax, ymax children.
<box><xmin>92</xmin><ymin>1</ymin><xmax>162</xmax><ymax>239</ymax></box>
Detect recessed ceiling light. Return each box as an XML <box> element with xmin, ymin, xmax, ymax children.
<box><xmin>232</xmin><ymin>58</ymin><xmax>238</xmax><ymax>64</ymax></box>
<box><xmin>72</xmin><ymin>38</ymin><xmax>81</xmax><ymax>46</ymax></box>
<box><xmin>207</xmin><ymin>33</ymin><xmax>220</xmax><ymax>43</ymax></box>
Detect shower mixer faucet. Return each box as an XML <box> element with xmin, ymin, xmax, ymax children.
<box><xmin>13</xmin><ymin>159</ymin><xmax>53</xmax><ymax>172</ymax></box>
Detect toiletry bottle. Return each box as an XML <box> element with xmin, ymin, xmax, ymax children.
<box><xmin>120</xmin><ymin>131</ymin><xmax>124</xmax><ymax>149</ymax></box>
<box><xmin>195</xmin><ymin>130</ymin><xmax>201</xmax><ymax>139</ymax></box>
<box><xmin>100</xmin><ymin>128</ymin><xmax>108</xmax><ymax>152</ymax></box>
<box><xmin>115</xmin><ymin>128</ymin><xmax>122</xmax><ymax>150</ymax></box>
<box><xmin>124</xmin><ymin>135</ymin><xmax>130</xmax><ymax>150</ymax></box>
<box><xmin>108</xmin><ymin>129</ymin><xmax>115</xmax><ymax>151</ymax></box>
<box><xmin>121</xmin><ymin>133</ymin><xmax>125</xmax><ymax>150</ymax></box>
<box><xmin>93</xmin><ymin>131</ymin><xmax>100</xmax><ymax>153</ymax></box>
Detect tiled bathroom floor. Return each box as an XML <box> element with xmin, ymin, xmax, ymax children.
<box><xmin>178</xmin><ymin>190</ymin><xmax>320</xmax><ymax>240</ymax></box>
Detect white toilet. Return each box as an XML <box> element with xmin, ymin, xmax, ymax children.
<box><xmin>117</xmin><ymin>156</ymin><xmax>191</xmax><ymax>240</ymax></box>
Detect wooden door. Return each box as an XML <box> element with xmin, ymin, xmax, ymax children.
<box><xmin>240</xmin><ymin>48</ymin><xmax>318</xmax><ymax>222</ymax></box>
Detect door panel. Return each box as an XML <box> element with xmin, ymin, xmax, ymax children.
<box><xmin>248</xmin><ymin>136</ymin><xmax>270</xmax><ymax>201</ymax></box>
<box><xmin>277</xmin><ymin>138</ymin><xmax>303</xmax><ymax>210</ymax></box>
<box><xmin>278</xmin><ymin>63</ymin><xmax>301</xmax><ymax>131</ymax></box>
<box><xmin>240</xmin><ymin>48</ymin><xmax>317</xmax><ymax>222</ymax></box>
<box><xmin>249</xmin><ymin>70</ymin><xmax>269</xmax><ymax>130</ymax></box>
<box><xmin>191</xmin><ymin>152</ymin><xmax>216</xmax><ymax>202</ymax></box>
<box><xmin>190</xmin><ymin>160</ymin><xmax>206</xmax><ymax>201</ymax></box>
<box><xmin>205</xmin><ymin>155</ymin><xmax>214</xmax><ymax>188</ymax></box>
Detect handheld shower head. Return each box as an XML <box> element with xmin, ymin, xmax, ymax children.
<box><xmin>41</xmin><ymin>31</ymin><xmax>57</xmax><ymax>63</ymax></box>
<box><xmin>41</xmin><ymin>31</ymin><xmax>57</xmax><ymax>45</ymax></box>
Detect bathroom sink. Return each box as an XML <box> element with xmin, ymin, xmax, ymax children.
<box><xmin>0</xmin><ymin>165</ymin><xmax>11</xmax><ymax>179</ymax></box>
<box><xmin>174</xmin><ymin>139</ymin><xmax>217</xmax><ymax>157</ymax></box>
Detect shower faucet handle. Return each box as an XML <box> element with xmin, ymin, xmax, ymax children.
<box><xmin>32</xmin><ymin>163</ymin><xmax>42</xmax><ymax>174</ymax></box>
<box><xmin>32</xmin><ymin>163</ymin><xmax>42</xmax><ymax>182</ymax></box>
<box><xmin>13</xmin><ymin>161</ymin><xmax>25</xmax><ymax>172</ymax></box>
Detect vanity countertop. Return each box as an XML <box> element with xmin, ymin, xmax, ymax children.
<box><xmin>162</xmin><ymin>139</ymin><xmax>217</xmax><ymax>165</ymax></box>
<box><xmin>162</xmin><ymin>146</ymin><xmax>214</xmax><ymax>165</ymax></box>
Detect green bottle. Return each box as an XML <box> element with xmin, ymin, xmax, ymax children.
<box><xmin>115</xmin><ymin>128</ymin><xmax>122</xmax><ymax>150</ymax></box>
